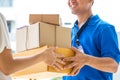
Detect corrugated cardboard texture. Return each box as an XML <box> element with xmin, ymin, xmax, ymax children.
<box><xmin>16</xmin><ymin>26</ymin><xmax>28</xmax><ymax>52</ymax></box>
<box><xmin>12</xmin><ymin>46</ymin><xmax>74</xmax><ymax>79</ymax></box>
<box><xmin>29</xmin><ymin>14</ymin><xmax>59</xmax><ymax>25</ymax></box>
<box><xmin>56</xmin><ymin>26</ymin><xmax>71</xmax><ymax>48</ymax></box>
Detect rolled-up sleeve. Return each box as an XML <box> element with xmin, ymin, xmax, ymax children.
<box><xmin>100</xmin><ymin>25</ymin><xmax>120</xmax><ymax>64</ymax></box>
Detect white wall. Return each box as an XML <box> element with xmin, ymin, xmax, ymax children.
<box><xmin>1</xmin><ymin>0</ymin><xmax>120</xmax><ymax>31</ymax></box>
<box><xmin>93</xmin><ymin>0</ymin><xmax>120</xmax><ymax>32</ymax></box>
<box><xmin>13</xmin><ymin>0</ymin><xmax>76</xmax><ymax>28</ymax></box>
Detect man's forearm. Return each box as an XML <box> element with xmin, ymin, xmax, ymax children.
<box><xmin>85</xmin><ymin>55</ymin><xmax>118</xmax><ymax>73</ymax></box>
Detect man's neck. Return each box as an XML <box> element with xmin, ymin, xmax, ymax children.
<box><xmin>77</xmin><ymin>11</ymin><xmax>92</xmax><ymax>28</ymax></box>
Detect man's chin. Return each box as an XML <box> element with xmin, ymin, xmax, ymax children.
<box><xmin>71</xmin><ymin>11</ymin><xmax>77</xmax><ymax>15</ymax></box>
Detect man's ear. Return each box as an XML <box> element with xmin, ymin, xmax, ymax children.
<box><xmin>68</xmin><ymin>0</ymin><xmax>71</xmax><ymax>7</ymax></box>
<box><xmin>89</xmin><ymin>0</ymin><xmax>94</xmax><ymax>5</ymax></box>
<box><xmin>91</xmin><ymin>0</ymin><xmax>94</xmax><ymax>5</ymax></box>
<box><xmin>90</xmin><ymin>0</ymin><xmax>94</xmax><ymax>5</ymax></box>
<box><xmin>88</xmin><ymin>0</ymin><xmax>94</xmax><ymax>6</ymax></box>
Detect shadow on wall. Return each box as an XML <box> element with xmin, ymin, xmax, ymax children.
<box><xmin>113</xmin><ymin>32</ymin><xmax>120</xmax><ymax>80</ymax></box>
<box><xmin>117</xmin><ymin>32</ymin><xmax>120</xmax><ymax>49</ymax></box>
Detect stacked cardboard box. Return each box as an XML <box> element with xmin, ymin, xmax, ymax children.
<box><xmin>16</xmin><ymin>23</ymin><xmax>71</xmax><ymax>52</ymax></box>
<box><xmin>27</xmin><ymin>22</ymin><xmax>56</xmax><ymax>49</ymax></box>
<box><xmin>29</xmin><ymin>14</ymin><xmax>60</xmax><ymax>25</ymax></box>
<box><xmin>16</xmin><ymin>14</ymin><xmax>71</xmax><ymax>52</ymax></box>
<box><xmin>16</xmin><ymin>22</ymin><xmax>56</xmax><ymax>52</ymax></box>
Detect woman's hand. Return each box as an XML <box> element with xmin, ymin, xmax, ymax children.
<box><xmin>43</xmin><ymin>47</ymin><xmax>65</xmax><ymax>71</ymax></box>
<box><xmin>63</xmin><ymin>47</ymin><xmax>88</xmax><ymax>76</ymax></box>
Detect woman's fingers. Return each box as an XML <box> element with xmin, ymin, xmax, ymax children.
<box><xmin>51</xmin><ymin>62</ymin><xmax>63</xmax><ymax>71</ymax></box>
<box><xmin>52</xmin><ymin>64</ymin><xmax>60</xmax><ymax>71</ymax></box>
<box><xmin>54</xmin><ymin>62</ymin><xmax>63</xmax><ymax>70</ymax></box>
<box><xmin>63</xmin><ymin>57</ymin><xmax>75</xmax><ymax>62</ymax></box>
<box><xmin>56</xmin><ymin>58</ymin><xmax>66</xmax><ymax>65</ymax></box>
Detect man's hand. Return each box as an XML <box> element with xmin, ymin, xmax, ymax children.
<box><xmin>43</xmin><ymin>47</ymin><xmax>65</xmax><ymax>71</ymax></box>
<box><xmin>63</xmin><ymin>47</ymin><xmax>88</xmax><ymax>76</ymax></box>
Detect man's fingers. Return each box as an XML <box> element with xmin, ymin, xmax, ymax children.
<box><xmin>64</xmin><ymin>62</ymin><xmax>77</xmax><ymax>69</ymax></box>
<box><xmin>69</xmin><ymin>66</ymin><xmax>80</xmax><ymax>76</ymax></box>
<box><xmin>69</xmin><ymin>64</ymin><xmax>84</xmax><ymax>76</ymax></box>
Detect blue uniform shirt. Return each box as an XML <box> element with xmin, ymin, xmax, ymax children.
<box><xmin>63</xmin><ymin>15</ymin><xmax>120</xmax><ymax>80</ymax></box>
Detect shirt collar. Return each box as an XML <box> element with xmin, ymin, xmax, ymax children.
<box><xmin>73</xmin><ymin>15</ymin><xmax>100</xmax><ymax>28</ymax></box>
<box><xmin>88</xmin><ymin>15</ymin><xmax>100</xmax><ymax>25</ymax></box>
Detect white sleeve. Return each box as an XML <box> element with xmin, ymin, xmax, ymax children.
<box><xmin>0</xmin><ymin>13</ymin><xmax>11</xmax><ymax>53</ymax></box>
<box><xmin>0</xmin><ymin>71</ymin><xmax>12</xmax><ymax>80</ymax></box>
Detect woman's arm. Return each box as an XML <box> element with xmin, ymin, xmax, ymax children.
<box><xmin>0</xmin><ymin>47</ymin><xmax>64</xmax><ymax>75</ymax></box>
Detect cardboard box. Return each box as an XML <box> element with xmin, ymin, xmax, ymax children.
<box><xmin>16</xmin><ymin>26</ymin><xmax>28</xmax><ymax>52</ymax></box>
<box><xmin>27</xmin><ymin>22</ymin><xmax>56</xmax><ymax>49</ymax></box>
<box><xmin>29</xmin><ymin>14</ymin><xmax>60</xmax><ymax>25</ymax></box>
<box><xmin>16</xmin><ymin>22</ymin><xmax>56</xmax><ymax>52</ymax></box>
<box><xmin>56</xmin><ymin>26</ymin><xmax>71</xmax><ymax>48</ymax></box>
<box><xmin>16</xmin><ymin>23</ymin><xmax>71</xmax><ymax>52</ymax></box>
<box><xmin>12</xmin><ymin>46</ymin><xmax>74</xmax><ymax>79</ymax></box>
